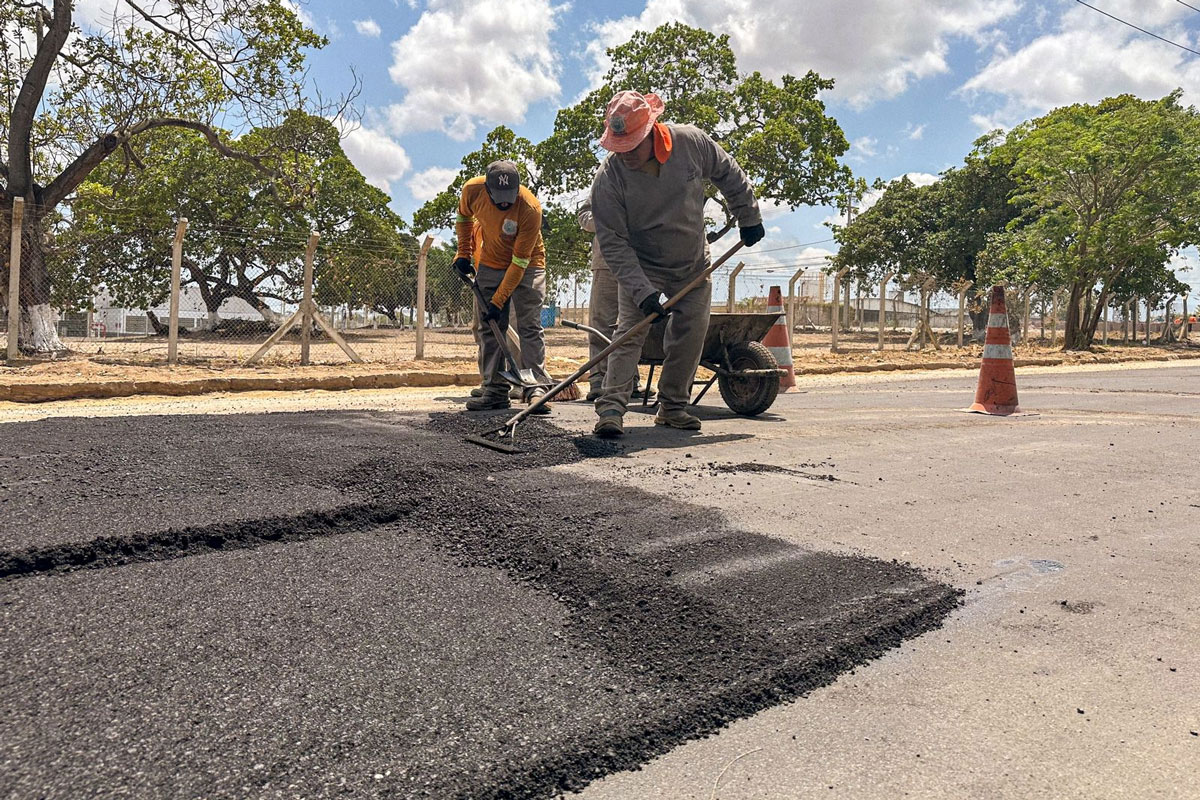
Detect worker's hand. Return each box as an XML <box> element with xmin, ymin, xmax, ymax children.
<box><xmin>452</xmin><ymin>257</ymin><xmax>475</xmax><ymax>281</ymax></box>
<box><xmin>740</xmin><ymin>223</ymin><xmax>766</xmax><ymax>248</ymax></box>
<box><xmin>638</xmin><ymin>292</ymin><xmax>670</xmax><ymax>319</ymax></box>
<box><xmin>482</xmin><ymin>302</ymin><xmax>505</xmax><ymax>324</ymax></box>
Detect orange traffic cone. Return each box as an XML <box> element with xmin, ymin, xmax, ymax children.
<box><xmin>763</xmin><ymin>285</ymin><xmax>797</xmax><ymax>392</ymax></box>
<box><xmin>965</xmin><ymin>285</ymin><xmax>1023</xmax><ymax>415</ymax></box>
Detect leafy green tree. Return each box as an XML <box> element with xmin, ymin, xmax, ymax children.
<box><xmin>65</xmin><ymin>114</ymin><xmax>412</xmax><ymax>328</ymax></box>
<box><xmin>991</xmin><ymin>92</ymin><xmax>1200</xmax><ymax>350</ymax></box>
<box><xmin>2</xmin><ymin>0</ymin><xmax>332</xmax><ymax>353</ymax></box>
<box><xmin>412</xmin><ymin>22</ymin><xmax>854</xmax><ymax>297</ymax></box>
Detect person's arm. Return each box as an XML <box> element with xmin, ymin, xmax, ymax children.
<box><xmin>577</xmin><ymin>198</ymin><xmax>596</xmax><ymax>234</ymax></box>
<box><xmin>490</xmin><ymin>200</ymin><xmax>541</xmax><ymax>308</ymax></box>
<box><xmin>698</xmin><ymin>131</ymin><xmax>762</xmax><ymax>228</ymax></box>
<box><xmin>454</xmin><ymin>188</ymin><xmax>475</xmax><ymax>261</ymax></box>
<box><xmin>592</xmin><ymin>179</ymin><xmax>656</xmax><ymax>303</ymax></box>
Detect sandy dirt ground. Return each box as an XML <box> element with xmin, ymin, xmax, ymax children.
<box><xmin>4</xmin><ymin>325</ymin><xmax>1197</xmax><ymax>390</ymax></box>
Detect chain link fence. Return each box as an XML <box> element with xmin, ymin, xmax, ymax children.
<box><xmin>3</xmin><ymin>205</ymin><xmax>1192</xmax><ymax>370</ymax></box>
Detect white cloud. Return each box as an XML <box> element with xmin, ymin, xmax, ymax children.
<box><xmin>339</xmin><ymin>124</ymin><xmax>412</xmax><ymax>195</ymax></box>
<box><xmin>588</xmin><ymin>0</ymin><xmax>1019</xmax><ymax>107</ymax></box>
<box><xmin>384</xmin><ymin>0</ymin><xmax>563</xmax><ymax>141</ymax></box>
<box><xmin>906</xmin><ymin>123</ymin><xmax>926</xmax><ymax>141</ymax></box>
<box><xmin>962</xmin><ymin>0</ymin><xmax>1200</xmax><ymax>124</ymax></box>
<box><xmin>850</xmin><ymin>136</ymin><xmax>878</xmax><ymax>160</ymax></box>
<box><xmin>354</xmin><ymin>18</ymin><xmax>382</xmax><ymax>37</ymax></box>
<box><xmin>408</xmin><ymin>166</ymin><xmax>460</xmax><ymax>202</ymax></box>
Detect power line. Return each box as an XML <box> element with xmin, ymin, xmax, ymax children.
<box><xmin>1073</xmin><ymin>0</ymin><xmax>1200</xmax><ymax>57</ymax></box>
<box><xmin>1174</xmin><ymin>0</ymin><xmax>1200</xmax><ymax>15</ymax></box>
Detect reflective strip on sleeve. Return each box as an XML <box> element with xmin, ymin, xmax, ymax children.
<box><xmin>983</xmin><ymin>344</ymin><xmax>1012</xmax><ymax>360</ymax></box>
<box><xmin>455</xmin><ymin>214</ymin><xmax>472</xmax><ymax>223</ymax></box>
<box><xmin>988</xmin><ymin>313</ymin><xmax>1009</xmax><ymax>328</ymax></box>
<box><xmin>511</xmin><ymin>256</ymin><xmax>531</xmax><ymax>269</ymax></box>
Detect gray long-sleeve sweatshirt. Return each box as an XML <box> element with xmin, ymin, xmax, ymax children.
<box><xmin>590</xmin><ymin>123</ymin><xmax>762</xmax><ymax>302</ymax></box>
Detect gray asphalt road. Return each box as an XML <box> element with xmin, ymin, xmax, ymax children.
<box><xmin>0</xmin><ymin>405</ymin><xmax>954</xmax><ymax>798</ymax></box>
<box><xmin>549</xmin><ymin>362</ymin><xmax>1199</xmax><ymax>799</ymax></box>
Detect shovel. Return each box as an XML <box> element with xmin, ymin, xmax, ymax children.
<box><xmin>465</xmin><ymin>240</ymin><xmax>746</xmax><ymax>453</ymax></box>
<box><xmin>458</xmin><ymin>270</ymin><xmax>541</xmax><ymax>390</ymax></box>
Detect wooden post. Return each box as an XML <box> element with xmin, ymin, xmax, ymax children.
<box><xmin>416</xmin><ymin>235</ymin><xmax>433</xmax><ymax>359</ymax></box>
<box><xmin>1050</xmin><ymin>291</ymin><xmax>1059</xmax><ymax>347</ymax></box>
<box><xmin>878</xmin><ymin>273</ymin><xmax>893</xmax><ymax>350</ymax></box>
<box><xmin>1182</xmin><ymin>295</ymin><xmax>1190</xmax><ymax>342</ymax></box>
<box><xmin>830</xmin><ymin>268</ymin><xmax>848</xmax><ymax>352</ymax></box>
<box><xmin>1144</xmin><ymin>297</ymin><xmax>1152</xmax><ymax>346</ymax></box>
<box><xmin>299</xmin><ymin>232</ymin><xmax>319</xmax><ymax>366</ymax></box>
<box><xmin>726</xmin><ymin>261</ymin><xmax>745</xmax><ymax>312</ymax></box>
<box><xmin>956</xmin><ymin>279</ymin><xmax>973</xmax><ymax>347</ymax></box>
<box><xmin>843</xmin><ymin>279</ymin><xmax>852</xmax><ymax>332</ymax></box>
<box><xmin>1022</xmin><ymin>285</ymin><xmax>1035</xmax><ymax>346</ymax></box>
<box><xmin>6</xmin><ymin>197</ymin><xmax>24</xmax><ymax>361</ymax></box>
<box><xmin>167</xmin><ymin>217</ymin><xmax>188</xmax><ymax>365</ymax></box>
<box><xmin>1124</xmin><ymin>300</ymin><xmax>1132</xmax><ymax>342</ymax></box>
<box><xmin>787</xmin><ymin>268</ymin><xmax>805</xmax><ymax>337</ymax></box>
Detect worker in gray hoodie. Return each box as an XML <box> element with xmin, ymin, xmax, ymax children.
<box><xmin>589</xmin><ymin>89</ymin><xmax>764</xmax><ymax>437</ymax></box>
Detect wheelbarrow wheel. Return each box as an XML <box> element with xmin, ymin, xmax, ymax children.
<box><xmin>717</xmin><ymin>340</ymin><xmax>780</xmax><ymax>416</ymax></box>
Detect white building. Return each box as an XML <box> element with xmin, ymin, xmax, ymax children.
<box><xmin>88</xmin><ymin>286</ymin><xmax>263</xmax><ymax>336</ymax></box>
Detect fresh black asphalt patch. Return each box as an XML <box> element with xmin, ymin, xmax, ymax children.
<box><xmin>0</xmin><ymin>409</ymin><xmax>960</xmax><ymax>799</ymax></box>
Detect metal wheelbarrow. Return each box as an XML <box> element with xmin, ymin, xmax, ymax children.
<box><xmin>562</xmin><ymin>311</ymin><xmax>784</xmax><ymax>416</ymax></box>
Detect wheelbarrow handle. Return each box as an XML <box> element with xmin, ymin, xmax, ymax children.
<box><xmin>561</xmin><ymin>318</ymin><xmax>612</xmax><ymax>345</ymax></box>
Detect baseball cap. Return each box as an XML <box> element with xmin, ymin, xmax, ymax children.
<box><xmin>485</xmin><ymin>160</ymin><xmax>520</xmax><ymax>205</ymax></box>
<box><xmin>599</xmin><ymin>90</ymin><xmax>665</xmax><ymax>153</ymax></box>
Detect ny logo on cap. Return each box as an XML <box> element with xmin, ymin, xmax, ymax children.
<box><xmin>498</xmin><ymin>174</ymin><xmax>509</xmax><ymax>186</ymax></box>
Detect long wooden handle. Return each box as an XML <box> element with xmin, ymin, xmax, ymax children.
<box><xmin>505</xmin><ymin>240</ymin><xmax>746</xmax><ymax>425</ymax></box>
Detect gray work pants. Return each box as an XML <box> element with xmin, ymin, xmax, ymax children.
<box><xmin>475</xmin><ymin>267</ymin><xmax>550</xmax><ymax>398</ymax></box>
<box><xmin>587</xmin><ymin>265</ymin><xmax>619</xmax><ymax>393</ymax></box>
<box><xmin>596</xmin><ymin>275</ymin><xmax>712</xmax><ymax>416</ymax></box>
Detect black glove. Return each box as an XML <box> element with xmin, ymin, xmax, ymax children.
<box><xmin>740</xmin><ymin>223</ymin><xmax>766</xmax><ymax>248</ymax></box>
<box><xmin>452</xmin><ymin>257</ymin><xmax>475</xmax><ymax>281</ymax></box>
<box><xmin>638</xmin><ymin>292</ymin><xmax>669</xmax><ymax>319</ymax></box>
<box><xmin>482</xmin><ymin>301</ymin><xmax>505</xmax><ymax>324</ymax></box>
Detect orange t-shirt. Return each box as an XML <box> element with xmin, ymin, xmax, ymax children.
<box><xmin>454</xmin><ymin>176</ymin><xmax>546</xmax><ymax>307</ymax></box>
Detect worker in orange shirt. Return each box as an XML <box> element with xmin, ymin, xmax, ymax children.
<box><xmin>452</xmin><ymin>160</ymin><xmax>551</xmax><ymax>412</ymax></box>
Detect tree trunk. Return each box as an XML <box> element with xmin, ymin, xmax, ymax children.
<box><xmin>4</xmin><ymin>210</ymin><xmax>67</xmax><ymax>354</ymax></box>
<box><xmin>145</xmin><ymin>309</ymin><xmax>169</xmax><ymax>335</ymax></box>
<box><xmin>1063</xmin><ymin>282</ymin><xmax>1091</xmax><ymax>351</ymax></box>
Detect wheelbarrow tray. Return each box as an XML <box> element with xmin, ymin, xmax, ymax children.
<box><xmin>640</xmin><ymin>312</ymin><xmax>780</xmax><ymax>363</ymax></box>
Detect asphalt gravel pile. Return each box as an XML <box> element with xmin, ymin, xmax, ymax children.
<box><xmin>0</xmin><ymin>409</ymin><xmax>959</xmax><ymax>799</ymax></box>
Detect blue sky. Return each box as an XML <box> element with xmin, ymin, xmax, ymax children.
<box><xmin>284</xmin><ymin>0</ymin><xmax>1200</xmax><ymax>288</ymax></box>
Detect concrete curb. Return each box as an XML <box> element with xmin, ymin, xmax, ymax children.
<box><xmin>1</xmin><ymin>350</ymin><xmax>1197</xmax><ymax>404</ymax></box>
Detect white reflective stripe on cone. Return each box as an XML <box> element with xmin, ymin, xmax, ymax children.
<box><xmin>768</xmin><ymin>345</ymin><xmax>792</xmax><ymax>362</ymax></box>
<box><xmin>983</xmin><ymin>344</ymin><xmax>1013</xmax><ymax>360</ymax></box>
<box><xmin>988</xmin><ymin>313</ymin><xmax>1008</xmax><ymax>328</ymax></box>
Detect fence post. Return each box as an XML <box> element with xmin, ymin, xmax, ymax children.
<box><xmin>830</xmin><ymin>268</ymin><xmax>848</xmax><ymax>352</ymax></box>
<box><xmin>956</xmin><ymin>279</ymin><xmax>973</xmax><ymax>347</ymax></box>
<box><xmin>1182</xmin><ymin>295</ymin><xmax>1190</xmax><ymax>341</ymax></box>
<box><xmin>167</xmin><ymin>217</ymin><xmax>189</xmax><ymax>365</ymax></box>
<box><xmin>1102</xmin><ymin>300</ymin><xmax>1109</xmax><ymax>345</ymax></box>
<box><xmin>877</xmin><ymin>273</ymin><xmax>893</xmax><ymax>350</ymax></box>
<box><xmin>6</xmin><ymin>197</ymin><xmax>24</xmax><ymax>361</ymax></box>
<box><xmin>787</xmin><ymin>268</ymin><xmax>805</xmax><ymax>336</ymax></box>
<box><xmin>1050</xmin><ymin>291</ymin><xmax>1059</xmax><ymax>347</ymax></box>
<box><xmin>416</xmin><ymin>235</ymin><xmax>433</xmax><ymax>359</ymax></box>
<box><xmin>1144</xmin><ymin>297</ymin><xmax>1152</xmax><ymax>345</ymax></box>
<box><xmin>299</xmin><ymin>231</ymin><xmax>319</xmax><ymax>366</ymax></box>
<box><xmin>1022</xmin><ymin>285</ymin><xmax>1035</xmax><ymax>345</ymax></box>
<box><xmin>726</xmin><ymin>261</ymin><xmax>744</xmax><ymax>312</ymax></box>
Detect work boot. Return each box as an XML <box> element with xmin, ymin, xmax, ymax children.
<box><xmin>654</xmin><ymin>407</ymin><xmax>701</xmax><ymax>431</ymax></box>
<box><xmin>466</xmin><ymin>393</ymin><xmax>510</xmax><ymax>411</ymax></box>
<box><xmin>593</xmin><ymin>411</ymin><xmax>624</xmax><ymax>438</ymax></box>
<box><xmin>509</xmin><ymin>386</ymin><xmax>523</xmax><ymax>400</ymax></box>
<box><xmin>470</xmin><ymin>385</ymin><xmax>485</xmax><ymax>398</ymax></box>
<box><xmin>586</xmin><ymin>385</ymin><xmax>604</xmax><ymax>402</ymax></box>
<box><xmin>525</xmin><ymin>387</ymin><xmax>551</xmax><ymax>415</ymax></box>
